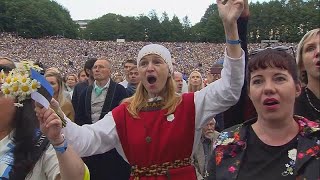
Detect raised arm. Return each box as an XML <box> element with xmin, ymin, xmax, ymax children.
<box><xmin>219</xmin><ymin>0</ymin><xmax>243</xmax><ymax>58</ymax></box>
<box><xmin>194</xmin><ymin>0</ymin><xmax>245</xmax><ymax>130</ymax></box>
<box><xmin>35</xmin><ymin>103</ymin><xmax>88</xmax><ymax>180</ymax></box>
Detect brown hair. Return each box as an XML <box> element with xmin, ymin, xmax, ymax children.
<box><xmin>247</xmin><ymin>49</ymin><xmax>299</xmax><ymax>90</ymax></box>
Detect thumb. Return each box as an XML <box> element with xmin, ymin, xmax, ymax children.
<box><xmin>50</xmin><ymin>98</ymin><xmax>63</xmax><ymax>118</ymax></box>
<box><xmin>50</xmin><ymin>98</ymin><xmax>60</xmax><ymax>109</ymax></box>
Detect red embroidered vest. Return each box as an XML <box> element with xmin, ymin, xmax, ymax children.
<box><xmin>112</xmin><ymin>93</ymin><xmax>197</xmax><ymax>180</ymax></box>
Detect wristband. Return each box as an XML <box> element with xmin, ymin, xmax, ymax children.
<box><xmin>226</xmin><ymin>39</ymin><xmax>241</xmax><ymax>45</ymax></box>
<box><xmin>53</xmin><ymin>134</ymin><xmax>68</xmax><ymax>154</ymax></box>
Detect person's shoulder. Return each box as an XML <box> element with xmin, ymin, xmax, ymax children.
<box><xmin>295</xmin><ymin>115</ymin><xmax>320</xmax><ymax>137</ymax></box>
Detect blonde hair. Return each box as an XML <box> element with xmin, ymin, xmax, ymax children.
<box><xmin>123</xmin><ymin>77</ymin><xmax>182</xmax><ymax>118</ymax></box>
<box><xmin>44</xmin><ymin>71</ymin><xmax>67</xmax><ymax>107</ymax></box>
<box><xmin>188</xmin><ymin>70</ymin><xmax>204</xmax><ymax>92</ymax></box>
<box><xmin>296</xmin><ymin>28</ymin><xmax>320</xmax><ymax>84</ymax></box>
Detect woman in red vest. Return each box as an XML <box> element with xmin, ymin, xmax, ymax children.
<box><xmin>36</xmin><ymin>0</ymin><xmax>245</xmax><ymax>179</ymax></box>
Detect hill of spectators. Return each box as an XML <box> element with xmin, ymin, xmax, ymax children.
<box><xmin>0</xmin><ymin>33</ymin><xmax>297</xmax><ymax>77</ymax></box>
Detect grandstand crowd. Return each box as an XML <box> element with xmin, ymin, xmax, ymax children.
<box><xmin>0</xmin><ymin>32</ymin><xmax>297</xmax><ymax>79</ymax></box>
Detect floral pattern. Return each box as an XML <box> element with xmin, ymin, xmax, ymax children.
<box><xmin>213</xmin><ymin>115</ymin><xmax>320</xmax><ymax>179</ymax></box>
<box><xmin>282</xmin><ymin>148</ymin><xmax>297</xmax><ymax>176</ymax></box>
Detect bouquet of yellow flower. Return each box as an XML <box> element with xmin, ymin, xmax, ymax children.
<box><xmin>0</xmin><ymin>61</ymin><xmax>42</xmax><ymax>107</ymax></box>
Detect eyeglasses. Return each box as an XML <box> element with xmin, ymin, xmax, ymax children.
<box><xmin>0</xmin><ymin>65</ymin><xmax>13</xmax><ymax>73</ymax></box>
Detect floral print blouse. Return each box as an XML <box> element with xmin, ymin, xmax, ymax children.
<box><xmin>207</xmin><ymin>115</ymin><xmax>320</xmax><ymax>180</ymax></box>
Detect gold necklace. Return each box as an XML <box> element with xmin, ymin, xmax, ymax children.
<box><xmin>305</xmin><ymin>87</ymin><xmax>320</xmax><ymax>113</ymax></box>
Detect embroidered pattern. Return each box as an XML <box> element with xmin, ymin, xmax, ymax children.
<box><xmin>214</xmin><ymin>115</ymin><xmax>320</xmax><ymax>179</ymax></box>
<box><xmin>282</xmin><ymin>148</ymin><xmax>297</xmax><ymax>176</ymax></box>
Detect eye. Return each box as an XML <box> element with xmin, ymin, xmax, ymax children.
<box><xmin>275</xmin><ymin>76</ymin><xmax>286</xmax><ymax>82</ymax></box>
<box><xmin>305</xmin><ymin>45</ymin><xmax>315</xmax><ymax>52</ymax></box>
<box><xmin>139</xmin><ymin>61</ymin><xmax>147</xmax><ymax>67</ymax></box>
<box><xmin>252</xmin><ymin>79</ymin><xmax>262</xmax><ymax>85</ymax></box>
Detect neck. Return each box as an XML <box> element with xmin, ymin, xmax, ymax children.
<box><xmin>252</xmin><ymin>116</ymin><xmax>299</xmax><ymax>146</ymax></box>
<box><xmin>96</xmin><ymin>78</ymin><xmax>109</xmax><ymax>87</ymax></box>
<box><xmin>307</xmin><ymin>77</ymin><xmax>320</xmax><ymax>98</ymax></box>
<box><xmin>88</xmin><ymin>76</ymin><xmax>95</xmax><ymax>85</ymax></box>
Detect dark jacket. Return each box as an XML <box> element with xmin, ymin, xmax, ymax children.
<box><xmin>71</xmin><ymin>80</ymin><xmax>89</xmax><ymax>115</ymax></box>
<box><xmin>75</xmin><ymin>80</ymin><xmax>130</xmax><ymax>180</ymax></box>
<box><xmin>208</xmin><ymin>116</ymin><xmax>320</xmax><ymax>180</ymax></box>
<box><xmin>295</xmin><ymin>87</ymin><xmax>320</xmax><ymax>123</ymax></box>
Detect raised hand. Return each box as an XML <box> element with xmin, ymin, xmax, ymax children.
<box><xmin>217</xmin><ymin>0</ymin><xmax>244</xmax><ymax>25</ymax></box>
<box><xmin>35</xmin><ymin>100</ymin><xmax>64</xmax><ymax>145</ymax></box>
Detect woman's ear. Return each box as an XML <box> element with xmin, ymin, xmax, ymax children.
<box><xmin>295</xmin><ymin>82</ymin><xmax>302</xmax><ymax>97</ymax></box>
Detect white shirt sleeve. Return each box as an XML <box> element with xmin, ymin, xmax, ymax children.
<box><xmin>192</xmin><ymin>48</ymin><xmax>245</xmax><ymax>154</ymax></box>
<box><xmin>62</xmin><ymin>112</ymin><xmax>126</xmax><ymax>161</ymax></box>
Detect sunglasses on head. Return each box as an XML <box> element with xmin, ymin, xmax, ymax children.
<box><xmin>0</xmin><ymin>65</ymin><xmax>13</xmax><ymax>73</ymax></box>
<box><xmin>250</xmin><ymin>46</ymin><xmax>295</xmax><ymax>58</ymax></box>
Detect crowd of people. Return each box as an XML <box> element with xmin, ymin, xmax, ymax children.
<box><xmin>0</xmin><ymin>0</ymin><xmax>319</xmax><ymax>179</ymax></box>
<box><xmin>0</xmin><ymin>32</ymin><xmax>296</xmax><ymax>79</ymax></box>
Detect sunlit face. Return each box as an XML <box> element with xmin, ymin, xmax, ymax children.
<box><xmin>78</xmin><ymin>71</ymin><xmax>88</xmax><ymax>82</ymax></box>
<box><xmin>202</xmin><ymin>119</ymin><xmax>216</xmax><ymax>139</ymax></box>
<box><xmin>248</xmin><ymin>67</ymin><xmax>301</xmax><ymax>122</ymax></box>
<box><xmin>46</xmin><ymin>76</ymin><xmax>60</xmax><ymax>95</ymax></box>
<box><xmin>174</xmin><ymin>73</ymin><xmax>183</xmax><ymax>93</ymax></box>
<box><xmin>189</xmin><ymin>72</ymin><xmax>202</xmax><ymax>86</ymax></box>
<box><xmin>124</xmin><ymin>62</ymin><xmax>135</xmax><ymax>76</ymax></box>
<box><xmin>138</xmin><ymin>54</ymin><xmax>170</xmax><ymax>96</ymax></box>
<box><xmin>66</xmin><ymin>75</ymin><xmax>77</xmax><ymax>88</ymax></box>
<box><xmin>128</xmin><ymin>68</ymin><xmax>140</xmax><ymax>85</ymax></box>
<box><xmin>301</xmin><ymin>33</ymin><xmax>320</xmax><ymax>82</ymax></box>
<box><xmin>92</xmin><ymin>60</ymin><xmax>111</xmax><ymax>81</ymax></box>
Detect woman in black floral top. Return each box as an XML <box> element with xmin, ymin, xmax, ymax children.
<box><xmin>208</xmin><ymin>49</ymin><xmax>320</xmax><ymax>180</ymax></box>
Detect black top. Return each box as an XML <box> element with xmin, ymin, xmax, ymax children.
<box><xmin>295</xmin><ymin>87</ymin><xmax>320</xmax><ymax>123</ymax></box>
<box><xmin>237</xmin><ymin>126</ymin><xmax>298</xmax><ymax>180</ymax></box>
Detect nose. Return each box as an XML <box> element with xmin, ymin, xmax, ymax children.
<box><xmin>263</xmin><ymin>79</ymin><xmax>276</xmax><ymax>95</ymax></box>
<box><xmin>146</xmin><ymin>63</ymin><xmax>155</xmax><ymax>72</ymax></box>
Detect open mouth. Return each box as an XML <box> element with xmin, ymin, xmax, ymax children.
<box><xmin>147</xmin><ymin>75</ymin><xmax>157</xmax><ymax>84</ymax></box>
<box><xmin>316</xmin><ymin>61</ymin><xmax>320</xmax><ymax>66</ymax></box>
<box><xmin>263</xmin><ymin>98</ymin><xmax>279</xmax><ymax>106</ymax></box>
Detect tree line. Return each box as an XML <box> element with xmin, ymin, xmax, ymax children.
<box><xmin>0</xmin><ymin>0</ymin><xmax>318</xmax><ymax>42</ymax></box>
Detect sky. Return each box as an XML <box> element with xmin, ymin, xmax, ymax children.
<box><xmin>54</xmin><ymin>0</ymin><xmax>258</xmax><ymax>25</ymax></box>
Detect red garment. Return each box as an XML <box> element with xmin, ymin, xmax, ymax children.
<box><xmin>113</xmin><ymin>93</ymin><xmax>197</xmax><ymax>180</ymax></box>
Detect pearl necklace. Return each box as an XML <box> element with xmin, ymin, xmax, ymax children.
<box><xmin>305</xmin><ymin>87</ymin><xmax>320</xmax><ymax>113</ymax></box>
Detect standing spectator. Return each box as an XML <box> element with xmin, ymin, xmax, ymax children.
<box><xmin>295</xmin><ymin>28</ymin><xmax>320</xmax><ymax>122</ymax></box>
<box><xmin>75</xmin><ymin>58</ymin><xmax>130</xmax><ymax>180</ymax></box>
<box><xmin>173</xmin><ymin>71</ymin><xmax>184</xmax><ymax>94</ymax></box>
<box><xmin>208</xmin><ymin>49</ymin><xmax>319</xmax><ymax>180</ymax></box>
<box><xmin>119</xmin><ymin>59</ymin><xmax>137</xmax><ymax>88</ymax></box>
<box><xmin>45</xmin><ymin>71</ymin><xmax>75</xmax><ymax>122</ymax></box>
<box><xmin>78</xmin><ymin>69</ymin><xmax>88</xmax><ymax>83</ymax></box>
<box><xmin>0</xmin><ymin>60</ymin><xmax>89</xmax><ymax>180</ymax></box>
<box><xmin>113</xmin><ymin>72</ymin><xmax>124</xmax><ymax>83</ymax></box>
<box><xmin>126</xmin><ymin>66</ymin><xmax>141</xmax><ymax>97</ymax></box>
<box><xmin>65</xmin><ymin>74</ymin><xmax>78</xmax><ymax>98</ymax></box>
<box><xmin>193</xmin><ymin>119</ymin><xmax>219</xmax><ymax>180</ymax></box>
<box><xmin>36</xmin><ymin>0</ymin><xmax>246</xmax><ymax>177</ymax></box>
<box><xmin>72</xmin><ymin>58</ymin><xmax>97</xmax><ymax>114</ymax></box>
<box><xmin>188</xmin><ymin>70</ymin><xmax>204</xmax><ymax>92</ymax></box>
